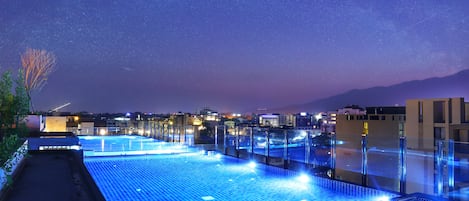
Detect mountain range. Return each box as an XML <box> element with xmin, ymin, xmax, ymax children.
<box><xmin>272</xmin><ymin>69</ymin><xmax>469</xmax><ymax>113</ymax></box>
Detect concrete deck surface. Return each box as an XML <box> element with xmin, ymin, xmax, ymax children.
<box><xmin>2</xmin><ymin>151</ymin><xmax>104</xmax><ymax>201</ymax></box>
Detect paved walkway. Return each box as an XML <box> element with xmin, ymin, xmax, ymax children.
<box><xmin>3</xmin><ymin>151</ymin><xmax>104</xmax><ymax>201</ymax></box>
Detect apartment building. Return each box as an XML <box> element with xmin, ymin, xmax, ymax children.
<box><xmin>259</xmin><ymin>114</ymin><xmax>280</xmax><ymax>127</ymax></box>
<box><xmin>322</xmin><ymin>105</ymin><xmax>365</xmax><ymax>134</ymax></box>
<box><xmin>335</xmin><ymin>106</ymin><xmax>406</xmax><ymax>192</ymax></box>
<box><xmin>405</xmin><ymin>97</ymin><xmax>469</xmax><ymax>195</ymax></box>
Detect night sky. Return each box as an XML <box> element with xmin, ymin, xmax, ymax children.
<box><xmin>1</xmin><ymin>1</ymin><xmax>468</xmax><ymax>113</ymax></box>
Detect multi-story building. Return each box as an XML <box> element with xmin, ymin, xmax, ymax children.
<box><xmin>337</xmin><ymin>105</ymin><xmax>366</xmax><ymax>115</ymax></box>
<box><xmin>279</xmin><ymin>114</ymin><xmax>295</xmax><ymax>128</ymax></box>
<box><xmin>66</xmin><ymin>116</ymin><xmax>79</xmax><ymax>134</ymax></box>
<box><xmin>335</xmin><ymin>98</ymin><xmax>469</xmax><ymax>196</ymax></box>
<box><xmin>405</xmin><ymin>97</ymin><xmax>469</xmax><ymax>195</ymax></box>
<box><xmin>295</xmin><ymin>112</ymin><xmax>313</xmax><ymax>129</ymax></box>
<box><xmin>43</xmin><ymin>116</ymin><xmax>67</xmax><ymax>132</ymax></box>
<box><xmin>259</xmin><ymin>114</ymin><xmax>280</xmax><ymax>127</ymax></box>
<box><xmin>322</xmin><ymin>105</ymin><xmax>366</xmax><ymax>134</ymax></box>
<box><xmin>79</xmin><ymin>122</ymin><xmax>94</xmax><ymax>135</ymax></box>
<box><xmin>406</xmin><ymin>97</ymin><xmax>468</xmax><ymax>150</ymax></box>
<box><xmin>335</xmin><ymin>106</ymin><xmax>406</xmax><ymax>192</ymax></box>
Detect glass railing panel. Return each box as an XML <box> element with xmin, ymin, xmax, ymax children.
<box><xmin>366</xmin><ymin>132</ymin><xmax>401</xmax><ymax>192</ymax></box>
<box><xmin>286</xmin><ymin>129</ymin><xmax>306</xmax><ymax>162</ymax></box>
<box><xmin>214</xmin><ymin>126</ymin><xmax>225</xmax><ymax>153</ymax></box>
<box><xmin>267</xmin><ymin>129</ymin><xmax>286</xmax><ymax>168</ymax></box>
<box><xmin>173</xmin><ymin>127</ymin><xmax>179</xmax><ymax>143</ymax></box>
<box><xmin>405</xmin><ymin>137</ymin><xmax>436</xmax><ymax>196</ymax></box>
<box><xmin>448</xmin><ymin>140</ymin><xmax>469</xmax><ymax>200</ymax></box>
<box><xmin>183</xmin><ymin>126</ymin><xmax>195</xmax><ymax>146</ymax></box>
<box><xmin>238</xmin><ymin>127</ymin><xmax>252</xmax><ymax>159</ymax></box>
<box><xmin>252</xmin><ymin>127</ymin><xmax>267</xmax><ymax>163</ymax></box>
<box><xmin>309</xmin><ymin>132</ymin><xmax>332</xmax><ymax>177</ymax></box>
<box><xmin>224</xmin><ymin>130</ymin><xmax>237</xmax><ymax>157</ymax></box>
<box><xmin>334</xmin><ymin>133</ymin><xmax>363</xmax><ymax>185</ymax></box>
<box><xmin>162</xmin><ymin>126</ymin><xmax>171</xmax><ymax>142</ymax></box>
<box><xmin>285</xmin><ymin>129</ymin><xmax>305</xmax><ymax>171</ymax></box>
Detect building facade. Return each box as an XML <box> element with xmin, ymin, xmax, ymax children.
<box><xmin>43</xmin><ymin>116</ymin><xmax>67</xmax><ymax>132</ymax></box>
<box><xmin>405</xmin><ymin>97</ymin><xmax>469</xmax><ymax>195</ymax></box>
<box><xmin>335</xmin><ymin>106</ymin><xmax>405</xmax><ymax>192</ymax></box>
<box><xmin>259</xmin><ymin>114</ymin><xmax>280</xmax><ymax>127</ymax></box>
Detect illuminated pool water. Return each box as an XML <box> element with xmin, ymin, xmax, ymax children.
<box><xmin>81</xmin><ymin>136</ymin><xmax>398</xmax><ymax>201</ymax></box>
<box><xmin>79</xmin><ymin>135</ymin><xmax>192</xmax><ymax>156</ymax></box>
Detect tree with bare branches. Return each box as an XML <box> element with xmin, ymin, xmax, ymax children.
<box><xmin>20</xmin><ymin>48</ymin><xmax>57</xmax><ymax>111</ymax></box>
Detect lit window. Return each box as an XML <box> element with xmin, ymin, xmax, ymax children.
<box><xmin>362</xmin><ymin>122</ymin><xmax>368</xmax><ymax>135</ymax></box>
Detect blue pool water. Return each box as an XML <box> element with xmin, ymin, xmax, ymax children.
<box><xmin>81</xmin><ymin>136</ymin><xmax>397</xmax><ymax>201</ymax></box>
<box><xmin>79</xmin><ymin>135</ymin><xmax>192</xmax><ymax>156</ymax></box>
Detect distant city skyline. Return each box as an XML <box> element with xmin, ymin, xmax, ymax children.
<box><xmin>1</xmin><ymin>1</ymin><xmax>468</xmax><ymax>113</ymax></box>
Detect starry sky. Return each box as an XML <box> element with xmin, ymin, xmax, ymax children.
<box><xmin>1</xmin><ymin>0</ymin><xmax>468</xmax><ymax>113</ymax></box>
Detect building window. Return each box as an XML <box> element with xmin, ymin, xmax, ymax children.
<box><xmin>419</xmin><ymin>101</ymin><xmax>423</xmax><ymax>122</ymax></box>
<box><xmin>381</xmin><ymin>116</ymin><xmax>386</xmax><ymax>120</ymax></box>
<box><xmin>433</xmin><ymin>101</ymin><xmax>445</xmax><ymax>123</ymax></box>
<box><xmin>398</xmin><ymin>122</ymin><xmax>404</xmax><ymax>137</ymax></box>
<box><xmin>448</xmin><ymin>99</ymin><xmax>452</xmax><ymax>124</ymax></box>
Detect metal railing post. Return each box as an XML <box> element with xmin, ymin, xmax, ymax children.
<box><xmin>436</xmin><ymin>140</ymin><xmax>443</xmax><ymax>196</ymax></box>
<box><xmin>250</xmin><ymin>127</ymin><xmax>254</xmax><ymax>159</ymax></box>
<box><xmin>361</xmin><ymin>134</ymin><xmax>368</xmax><ymax>186</ymax></box>
<box><xmin>399</xmin><ymin>136</ymin><xmax>407</xmax><ymax>194</ymax></box>
<box><xmin>266</xmin><ymin>129</ymin><xmax>270</xmax><ymax>165</ymax></box>
<box><xmin>305</xmin><ymin>130</ymin><xmax>311</xmax><ymax>166</ymax></box>
<box><xmin>235</xmin><ymin>126</ymin><xmax>240</xmax><ymax>158</ymax></box>
<box><xmin>448</xmin><ymin>139</ymin><xmax>454</xmax><ymax>193</ymax></box>
<box><xmin>331</xmin><ymin>132</ymin><xmax>336</xmax><ymax>179</ymax></box>
<box><xmin>283</xmin><ymin>130</ymin><xmax>288</xmax><ymax>169</ymax></box>
<box><xmin>215</xmin><ymin>125</ymin><xmax>218</xmax><ymax>151</ymax></box>
<box><xmin>223</xmin><ymin>125</ymin><xmax>227</xmax><ymax>155</ymax></box>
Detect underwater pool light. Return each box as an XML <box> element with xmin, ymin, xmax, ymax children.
<box><xmin>297</xmin><ymin>173</ymin><xmax>310</xmax><ymax>183</ymax></box>
<box><xmin>374</xmin><ymin>195</ymin><xmax>390</xmax><ymax>201</ymax></box>
<box><xmin>248</xmin><ymin>161</ymin><xmax>257</xmax><ymax>169</ymax></box>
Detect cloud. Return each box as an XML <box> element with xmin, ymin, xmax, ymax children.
<box><xmin>121</xmin><ymin>67</ymin><xmax>134</xmax><ymax>71</ymax></box>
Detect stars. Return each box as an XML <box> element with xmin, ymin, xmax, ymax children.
<box><xmin>0</xmin><ymin>1</ymin><xmax>468</xmax><ymax>112</ymax></box>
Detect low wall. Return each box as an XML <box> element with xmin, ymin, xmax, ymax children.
<box><xmin>68</xmin><ymin>150</ymin><xmax>106</xmax><ymax>201</ymax></box>
<box><xmin>0</xmin><ymin>141</ymin><xmax>28</xmax><ymax>199</ymax></box>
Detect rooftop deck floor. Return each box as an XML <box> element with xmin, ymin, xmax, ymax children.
<box><xmin>3</xmin><ymin>151</ymin><xmax>104</xmax><ymax>201</ymax></box>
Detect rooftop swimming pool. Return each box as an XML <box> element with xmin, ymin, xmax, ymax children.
<box><xmin>80</xmin><ymin>136</ymin><xmax>398</xmax><ymax>201</ymax></box>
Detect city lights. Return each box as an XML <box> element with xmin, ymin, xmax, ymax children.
<box><xmin>314</xmin><ymin>113</ymin><xmax>322</xmax><ymax>120</ymax></box>
<box><xmin>4</xmin><ymin>0</ymin><xmax>469</xmax><ymax>200</ymax></box>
